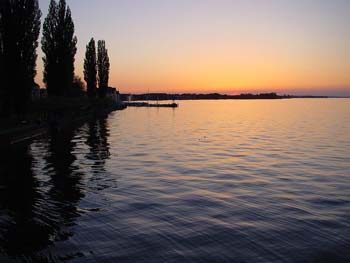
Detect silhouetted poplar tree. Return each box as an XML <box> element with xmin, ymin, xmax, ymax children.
<box><xmin>0</xmin><ymin>0</ymin><xmax>41</xmax><ymax>116</ymax></box>
<box><xmin>42</xmin><ymin>0</ymin><xmax>77</xmax><ymax>97</ymax></box>
<box><xmin>97</xmin><ymin>40</ymin><xmax>110</xmax><ymax>98</ymax></box>
<box><xmin>84</xmin><ymin>38</ymin><xmax>97</xmax><ymax>98</ymax></box>
<box><xmin>0</xmin><ymin>2</ymin><xmax>4</xmax><ymax>113</ymax></box>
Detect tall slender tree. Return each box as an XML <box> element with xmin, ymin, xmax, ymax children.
<box><xmin>42</xmin><ymin>0</ymin><xmax>77</xmax><ymax>97</ymax></box>
<box><xmin>97</xmin><ymin>40</ymin><xmax>110</xmax><ymax>98</ymax></box>
<box><xmin>0</xmin><ymin>2</ymin><xmax>4</xmax><ymax>113</ymax></box>
<box><xmin>84</xmin><ymin>38</ymin><xmax>97</xmax><ymax>98</ymax></box>
<box><xmin>0</xmin><ymin>0</ymin><xmax>41</xmax><ymax>116</ymax></box>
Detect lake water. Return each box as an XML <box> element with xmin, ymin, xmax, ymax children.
<box><xmin>0</xmin><ymin>99</ymin><xmax>349</xmax><ymax>263</ymax></box>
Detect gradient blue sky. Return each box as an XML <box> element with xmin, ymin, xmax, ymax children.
<box><xmin>36</xmin><ymin>0</ymin><xmax>350</xmax><ymax>95</ymax></box>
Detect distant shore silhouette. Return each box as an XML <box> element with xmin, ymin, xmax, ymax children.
<box><xmin>122</xmin><ymin>92</ymin><xmax>328</xmax><ymax>101</ymax></box>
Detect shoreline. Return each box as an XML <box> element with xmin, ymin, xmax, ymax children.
<box><xmin>0</xmin><ymin>98</ymin><xmax>126</xmax><ymax>146</ymax></box>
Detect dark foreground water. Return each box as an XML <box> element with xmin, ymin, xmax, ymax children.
<box><xmin>0</xmin><ymin>99</ymin><xmax>349</xmax><ymax>263</ymax></box>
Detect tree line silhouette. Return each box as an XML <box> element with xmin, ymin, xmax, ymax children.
<box><xmin>0</xmin><ymin>0</ymin><xmax>111</xmax><ymax>117</ymax></box>
<box><xmin>42</xmin><ymin>0</ymin><xmax>77</xmax><ymax>97</ymax></box>
<box><xmin>0</xmin><ymin>0</ymin><xmax>41</xmax><ymax>116</ymax></box>
<box><xmin>84</xmin><ymin>38</ymin><xmax>110</xmax><ymax>99</ymax></box>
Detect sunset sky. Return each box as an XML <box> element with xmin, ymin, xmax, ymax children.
<box><xmin>36</xmin><ymin>0</ymin><xmax>350</xmax><ymax>96</ymax></box>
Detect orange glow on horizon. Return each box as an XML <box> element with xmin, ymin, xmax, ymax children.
<box><xmin>35</xmin><ymin>0</ymin><xmax>350</xmax><ymax>96</ymax></box>
<box><xmin>82</xmin><ymin>36</ymin><xmax>350</xmax><ymax>95</ymax></box>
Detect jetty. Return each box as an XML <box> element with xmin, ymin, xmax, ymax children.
<box><xmin>124</xmin><ymin>102</ymin><xmax>178</xmax><ymax>108</ymax></box>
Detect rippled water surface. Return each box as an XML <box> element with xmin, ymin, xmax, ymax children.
<box><xmin>0</xmin><ymin>99</ymin><xmax>349</xmax><ymax>263</ymax></box>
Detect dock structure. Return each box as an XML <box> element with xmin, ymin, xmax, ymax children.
<box><xmin>124</xmin><ymin>102</ymin><xmax>178</xmax><ymax>108</ymax></box>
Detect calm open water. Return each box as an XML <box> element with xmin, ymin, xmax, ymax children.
<box><xmin>0</xmin><ymin>99</ymin><xmax>349</xmax><ymax>263</ymax></box>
